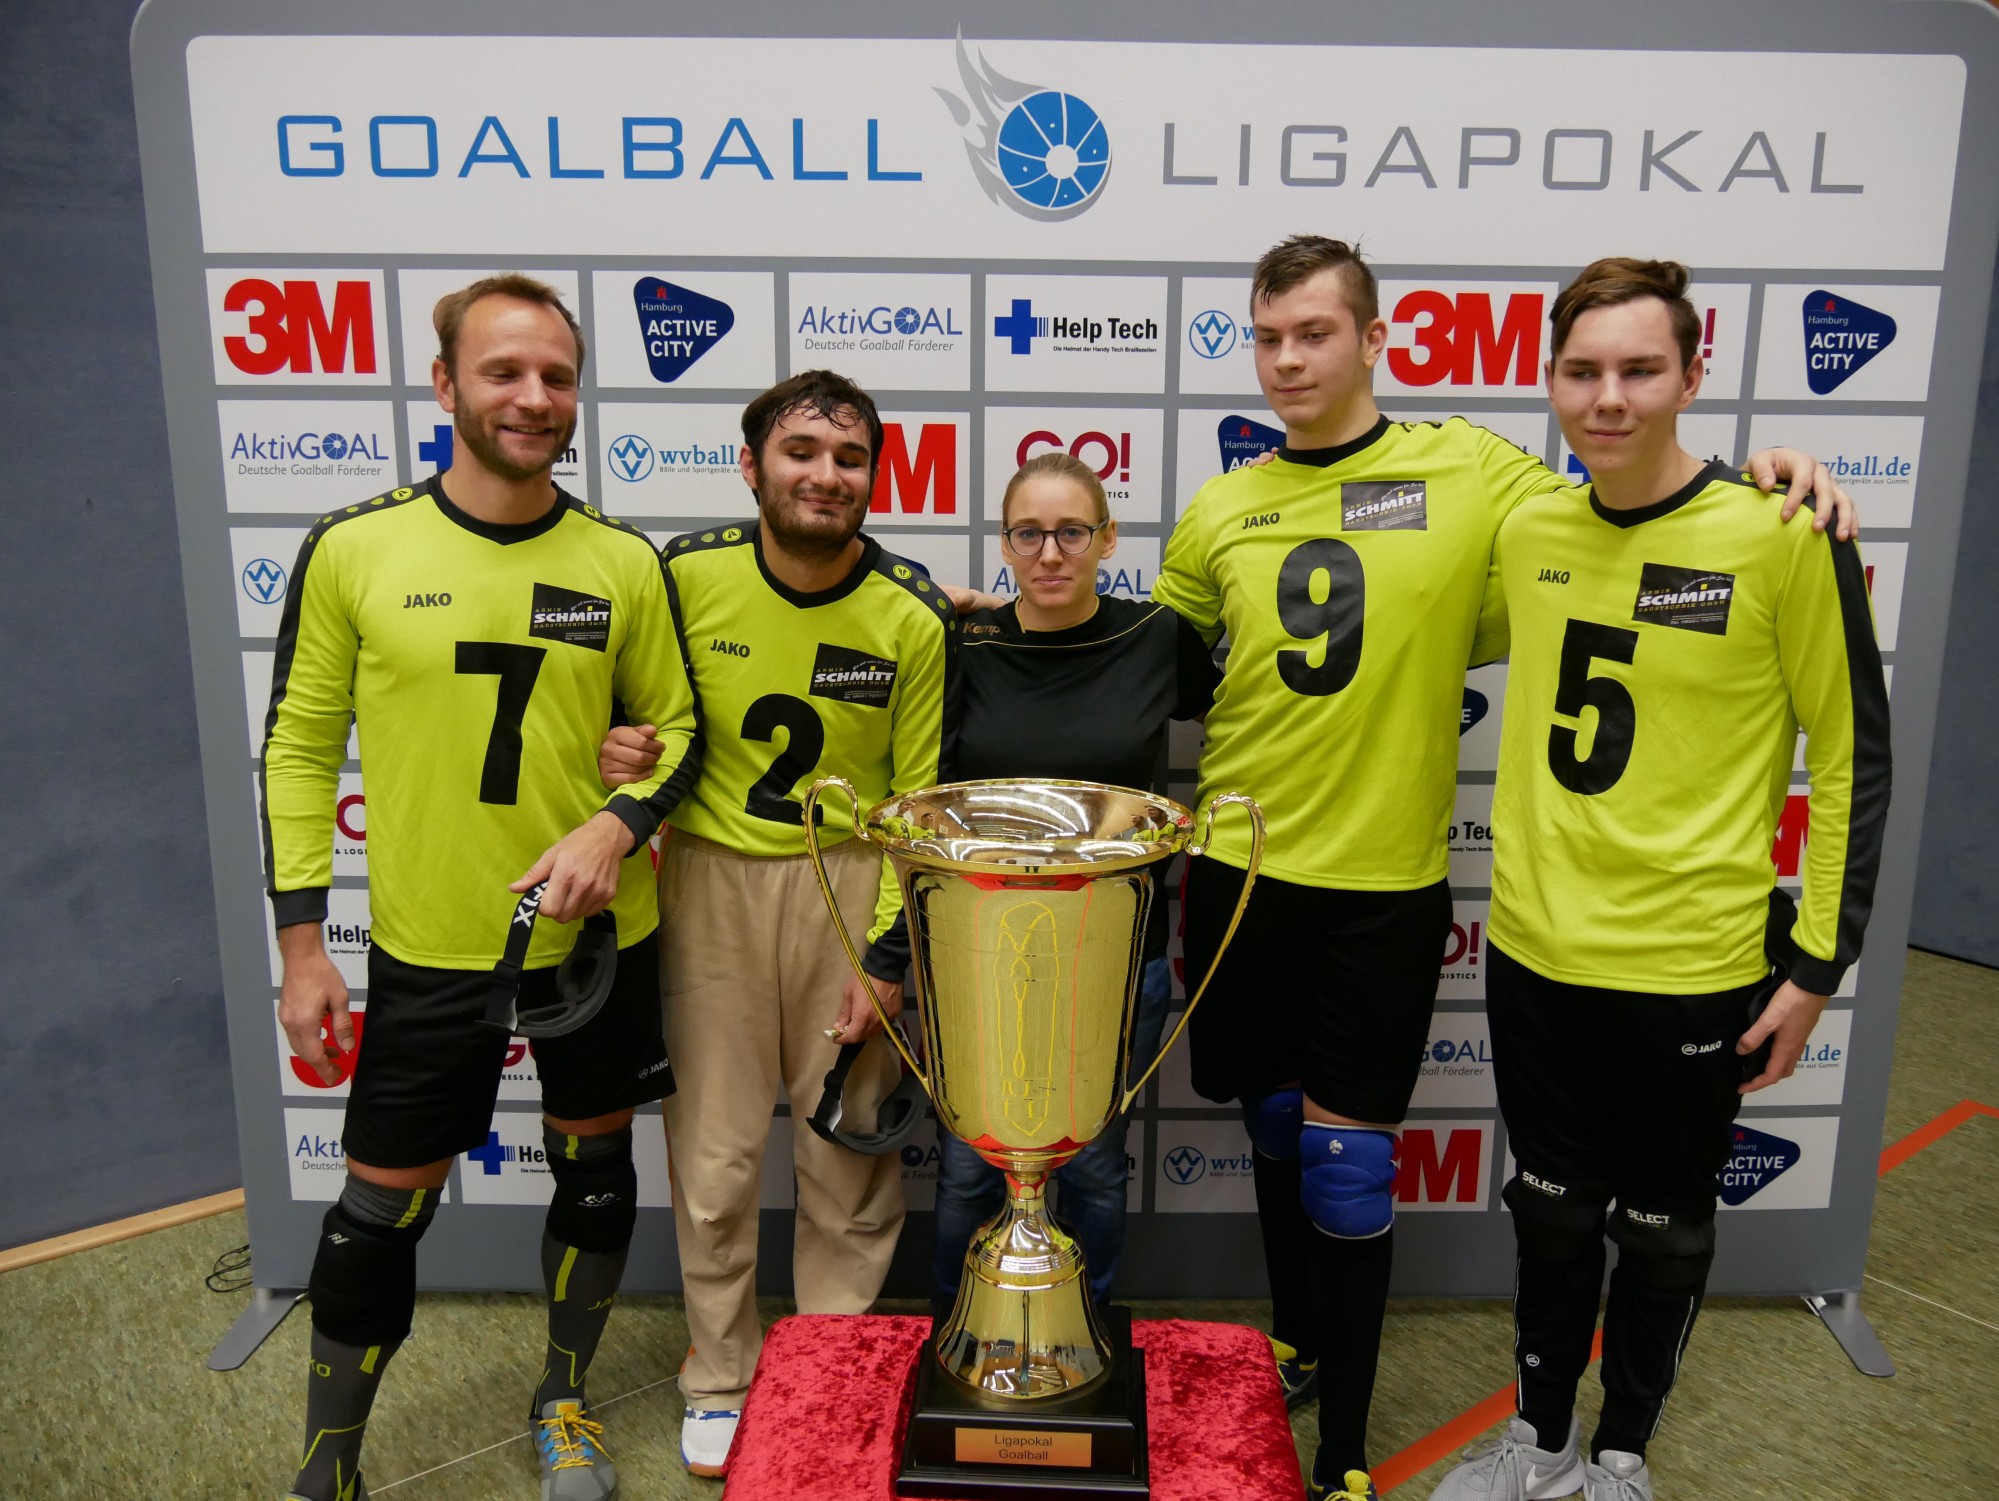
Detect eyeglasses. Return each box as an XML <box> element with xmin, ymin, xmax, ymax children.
<box><xmin>1001</xmin><ymin>521</ymin><xmax>1107</xmax><ymax>556</ymax></box>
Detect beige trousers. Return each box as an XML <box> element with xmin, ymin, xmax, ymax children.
<box><xmin>658</xmin><ymin>830</ymin><xmax>905</xmax><ymax>1408</ymax></box>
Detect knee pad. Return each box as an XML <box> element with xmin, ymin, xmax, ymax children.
<box><xmin>1608</xmin><ymin>1204</ymin><xmax>1716</xmax><ymax>1294</ymax></box>
<box><xmin>1240</xmin><ymin>1088</ymin><xmax>1304</xmax><ymax>1161</ymax></box>
<box><xmin>544</xmin><ymin>1124</ymin><xmax>638</xmax><ymax>1254</ymax></box>
<box><xmin>307</xmin><ymin>1178</ymin><xmax>437</xmax><ymax>1347</ymax></box>
<box><xmin>1299</xmin><ymin>1124</ymin><xmax>1397</xmax><ymax>1239</ymax></box>
<box><xmin>1502</xmin><ymin>1170</ymin><xmax>1609</xmax><ymax>1262</ymax></box>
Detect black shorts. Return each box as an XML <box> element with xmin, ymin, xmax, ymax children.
<box><xmin>1181</xmin><ymin>857</ymin><xmax>1452</xmax><ymax>1122</ymax></box>
<box><xmin>342</xmin><ymin>938</ymin><xmax>673</xmax><ymax>1171</ymax></box>
<box><xmin>1486</xmin><ymin>944</ymin><xmax>1750</xmax><ymax>1214</ymax></box>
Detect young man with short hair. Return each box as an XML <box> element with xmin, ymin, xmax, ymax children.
<box><xmin>1152</xmin><ymin>236</ymin><xmax>1853</xmax><ymax>1500</ymax></box>
<box><xmin>1427</xmin><ymin>258</ymin><xmax>1888</xmax><ymax>1501</ymax></box>
<box><xmin>266</xmin><ymin>274</ymin><xmax>700</xmax><ymax>1501</ymax></box>
<box><xmin>604</xmin><ymin>369</ymin><xmax>958</xmax><ymax>1477</ymax></box>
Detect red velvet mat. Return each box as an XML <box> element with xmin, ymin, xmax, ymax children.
<box><xmin>724</xmin><ymin>1314</ymin><xmax>1306</xmax><ymax>1500</ymax></box>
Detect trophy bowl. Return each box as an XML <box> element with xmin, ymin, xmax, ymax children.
<box><xmin>804</xmin><ymin>778</ymin><xmax>1265</xmax><ymax>1482</ymax></box>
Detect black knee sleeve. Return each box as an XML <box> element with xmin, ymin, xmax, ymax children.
<box><xmin>1607</xmin><ymin>1203</ymin><xmax>1715</xmax><ymax>1294</ymax></box>
<box><xmin>544</xmin><ymin>1123</ymin><xmax>638</xmax><ymax>1254</ymax></box>
<box><xmin>1503</xmin><ymin>1170</ymin><xmax>1609</xmax><ymax>1261</ymax></box>
<box><xmin>307</xmin><ymin>1178</ymin><xmax>438</xmax><ymax>1347</ymax></box>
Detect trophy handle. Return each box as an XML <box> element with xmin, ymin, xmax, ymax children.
<box><xmin>1119</xmin><ymin>792</ymin><xmax>1266</xmax><ymax>1112</ymax></box>
<box><xmin>800</xmin><ymin>776</ymin><xmax>933</xmax><ymax>1098</ymax></box>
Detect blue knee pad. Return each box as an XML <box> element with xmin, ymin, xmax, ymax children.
<box><xmin>1300</xmin><ymin>1124</ymin><xmax>1398</xmax><ymax>1240</ymax></box>
<box><xmin>1240</xmin><ymin>1087</ymin><xmax>1304</xmax><ymax>1161</ymax></box>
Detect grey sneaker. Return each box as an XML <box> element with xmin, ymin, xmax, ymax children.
<box><xmin>1581</xmin><ymin>1450</ymin><xmax>1652</xmax><ymax>1501</ymax></box>
<box><xmin>534</xmin><ymin>1398</ymin><xmax>617</xmax><ymax>1500</ymax></box>
<box><xmin>1428</xmin><ymin>1416</ymin><xmax>1584</xmax><ymax>1500</ymax></box>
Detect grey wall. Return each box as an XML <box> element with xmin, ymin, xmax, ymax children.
<box><xmin>1910</xmin><ymin>250</ymin><xmax>1999</xmax><ymax>968</ymax></box>
<box><xmin>0</xmin><ymin>1</ymin><xmax>239</xmax><ymax>1247</ymax></box>
<box><xmin>1</xmin><ymin>1</ymin><xmax>1994</xmax><ymax>1251</ymax></box>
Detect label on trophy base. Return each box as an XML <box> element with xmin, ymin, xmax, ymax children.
<box><xmin>953</xmin><ymin>1428</ymin><xmax>1094</xmax><ymax>1468</ymax></box>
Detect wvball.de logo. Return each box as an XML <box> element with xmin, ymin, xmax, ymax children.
<box><xmin>938</xmin><ymin>35</ymin><xmax>1111</xmax><ymax>221</ymax></box>
<box><xmin>1188</xmin><ymin>309</ymin><xmax>1242</xmax><ymax>360</ymax></box>
<box><xmin>241</xmin><ymin>557</ymin><xmax>288</xmax><ymax>605</ymax></box>
<box><xmin>609</xmin><ymin>434</ymin><xmax>655</xmax><ymax>483</ymax></box>
<box><xmin>1163</xmin><ymin>1144</ymin><xmax>1208</xmax><ymax>1185</ymax></box>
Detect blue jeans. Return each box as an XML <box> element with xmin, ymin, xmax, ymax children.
<box><xmin>931</xmin><ymin>955</ymin><xmax>1172</xmax><ymax>1305</ymax></box>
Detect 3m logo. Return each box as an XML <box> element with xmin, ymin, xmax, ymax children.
<box><xmin>871</xmin><ymin>420</ymin><xmax>962</xmax><ymax>522</ymax></box>
<box><xmin>1393</xmin><ymin>1123</ymin><xmax>1491</xmax><ymax>1210</ymax></box>
<box><xmin>209</xmin><ymin>271</ymin><xmax>388</xmax><ymax>386</ymax></box>
<box><xmin>1382</xmin><ymin>284</ymin><xmax>1552</xmax><ymax>391</ymax></box>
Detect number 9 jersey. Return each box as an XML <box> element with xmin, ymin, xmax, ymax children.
<box><xmin>1154</xmin><ymin>415</ymin><xmax>1558</xmax><ymax>889</ymax></box>
<box><xmin>661</xmin><ymin>522</ymin><xmax>959</xmax><ymax>960</ymax></box>
<box><xmin>261</xmin><ymin>479</ymin><xmax>701</xmax><ymax>969</ymax></box>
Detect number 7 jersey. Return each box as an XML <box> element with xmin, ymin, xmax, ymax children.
<box><xmin>1154</xmin><ymin>416</ymin><xmax>1557</xmax><ymax>889</ymax></box>
<box><xmin>261</xmin><ymin>478</ymin><xmax>700</xmax><ymax>969</ymax></box>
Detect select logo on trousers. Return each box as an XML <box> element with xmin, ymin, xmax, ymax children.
<box><xmin>809</xmin><ymin>643</ymin><xmax>898</xmax><ymax>707</ymax></box>
<box><xmin>1803</xmin><ymin>291</ymin><xmax>1896</xmax><ymax>395</ymax></box>
<box><xmin>530</xmin><ymin>583</ymin><xmax>612</xmax><ymax>651</ymax></box>
<box><xmin>1634</xmin><ymin>563</ymin><xmax>1735</xmax><ymax>636</ymax></box>
<box><xmin>632</xmin><ymin>278</ymin><xmax>734</xmax><ymax>383</ymax></box>
<box><xmin>1341</xmin><ymin>480</ymin><xmax>1428</xmax><ymax>531</ymax></box>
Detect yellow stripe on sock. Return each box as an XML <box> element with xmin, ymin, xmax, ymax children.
<box><xmin>394</xmin><ymin>1188</ymin><xmax>427</xmax><ymax>1230</ymax></box>
<box><xmin>566</xmin><ymin>1134</ymin><xmax>580</xmax><ymax>1160</ymax></box>
<box><xmin>553</xmin><ymin>1244</ymin><xmax>579</xmax><ymax>1303</ymax></box>
<box><xmin>359</xmin><ymin>1344</ymin><xmax>381</xmax><ymax>1375</ymax></box>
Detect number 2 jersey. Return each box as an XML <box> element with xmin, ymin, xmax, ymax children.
<box><xmin>1154</xmin><ymin>415</ymin><xmax>1558</xmax><ymax>888</ymax></box>
<box><xmin>662</xmin><ymin>522</ymin><xmax>958</xmax><ymax>968</ymax></box>
<box><xmin>1486</xmin><ymin>462</ymin><xmax>1890</xmax><ymax>994</ymax></box>
<box><xmin>261</xmin><ymin>477</ymin><xmax>700</xmax><ymax>969</ymax></box>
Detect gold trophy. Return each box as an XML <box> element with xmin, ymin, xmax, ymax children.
<box><xmin>803</xmin><ymin>777</ymin><xmax>1265</xmax><ymax>1497</ymax></box>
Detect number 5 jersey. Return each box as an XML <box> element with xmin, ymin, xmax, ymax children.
<box><xmin>1154</xmin><ymin>415</ymin><xmax>1555</xmax><ymax>889</ymax></box>
<box><xmin>261</xmin><ymin>478</ymin><xmax>701</xmax><ymax>969</ymax></box>
<box><xmin>1486</xmin><ymin>462</ymin><xmax>1891</xmax><ymax>993</ymax></box>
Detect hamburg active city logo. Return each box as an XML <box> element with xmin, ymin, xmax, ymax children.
<box><xmin>937</xmin><ymin>34</ymin><xmax>1111</xmax><ymax>221</ymax></box>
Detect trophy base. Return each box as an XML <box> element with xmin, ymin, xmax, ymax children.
<box><xmin>897</xmin><ymin>1306</ymin><xmax>1149</xmax><ymax>1498</ymax></box>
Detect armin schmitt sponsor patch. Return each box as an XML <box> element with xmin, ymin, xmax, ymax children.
<box><xmin>809</xmin><ymin>643</ymin><xmax>899</xmax><ymax>707</ymax></box>
<box><xmin>1341</xmin><ymin>480</ymin><xmax>1428</xmax><ymax>531</ymax></box>
<box><xmin>1633</xmin><ymin>562</ymin><xmax>1734</xmax><ymax>635</ymax></box>
<box><xmin>529</xmin><ymin>583</ymin><xmax>613</xmax><ymax>650</ymax></box>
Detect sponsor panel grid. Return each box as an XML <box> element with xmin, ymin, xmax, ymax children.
<box><xmin>153</xmin><ymin>21</ymin><xmax>1981</xmax><ymax>1298</ymax></box>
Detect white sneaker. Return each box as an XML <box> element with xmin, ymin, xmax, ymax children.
<box><xmin>679</xmin><ymin>1407</ymin><xmax>741</xmax><ymax>1478</ymax></box>
<box><xmin>1428</xmin><ymin>1416</ymin><xmax>1584</xmax><ymax>1500</ymax></box>
<box><xmin>1581</xmin><ymin>1450</ymin><xmax>1652</xmax><ymax>1501</ymax></box>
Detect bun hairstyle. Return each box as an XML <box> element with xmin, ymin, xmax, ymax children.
<box><xmin>1000</xmin><ymin>450</ymin><xmax>1110</xmax><ymax>527</ymax></box>
<box><xmin>1550</xmin><ymin>258</ymin><xmax>1701</xmax><ymax>369</ymax></box>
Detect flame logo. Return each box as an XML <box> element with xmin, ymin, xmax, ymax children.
<box><xmin>936</xmin><ymin>34</ymin><xmax>1112</xmax><ymax>222</ymax></box>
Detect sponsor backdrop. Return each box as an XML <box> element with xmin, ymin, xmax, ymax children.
<box><xmin>132</xmin><ymin>0</ymin><xmax>1999</xmax><ymax>1323</ymax></box>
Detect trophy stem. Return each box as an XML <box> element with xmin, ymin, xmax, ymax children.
<box><xmin>933</xmin><ymin>1165</ymin><xmax>1115</xmax><ymax>1401</ymax></box>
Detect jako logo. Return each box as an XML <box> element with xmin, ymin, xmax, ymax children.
<box><xmin>938</xmin><ymin>35</ymin><xmax>1112</xmax><ymax>221</ymax></box>
<box><xmin>241</xmin><ymin>557</ymin><xmax>288</xmax><ymax>604</ymax></box>
<box><xmin>872</xmin><ymin>422</ymin><xmax>957</xmax><ymax>516</ymax></box>
<box><xmin>609</xmin><ymin>435</ymin><xmax>655</xmax><ymax>482</ymax></box>
<box><xmin>1387</xmin><ymin>288</ymin><xmax>1543</xmax><ymax>388</ymax></box>
<box><xmin>1188</xmin><ymin>309</ymin><xmax>1244</xmax><ymax>359</ymax></box>
<box><xmin>221</xmin><ymin>278</ymin><xmax>377</xmax><ymax>376</ymax></box>
<box><xmin>1803</xmin><ymin>290</ymin><xmax>1896</xmax><ymax>395</ymax></box>
<box><xmin>1163</xmin><ymin>1145</ymin><xmax>1208</xmax><ymax>1184</ymax></box>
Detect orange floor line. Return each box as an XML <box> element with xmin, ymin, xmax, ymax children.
<box><xmin>1375</xmin><ymin>1097</ymin><xmax>1996</xmax><ymax>1493</ymax></box>
<box><xmin>1877</xmin><ymin>1099</ymin><xmax>1999</xmax><ymax>1177</ymax></box>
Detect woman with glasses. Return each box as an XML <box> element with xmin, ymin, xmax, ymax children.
<box><xmin>931</xmin><ymin>449</ymin><xmax>1222</xmax><ymax>1311</ymax></box>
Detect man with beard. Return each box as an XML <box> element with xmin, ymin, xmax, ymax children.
<box><xmin>265</xmin><ymin>275</ymin><xmax>700</xmax><ymax>1501</ymax></box>
<box><xmin>625</xmin><ymin>369</ymin><xmax>957</xmax><ymax>1478</ymax></box>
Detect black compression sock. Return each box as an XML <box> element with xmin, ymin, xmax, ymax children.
<box><xmin>534</xmin><ymin>1229</ymin><xmax>629</xmax><ymax>1411</ymax></box>
<box><xmin>1251</xmin><ymin>1148</ymin><xmax>1317</xmax><ymax>1360</ymax></box>
<box><xmin>294</xmin><ymin>1328</ymin><xmax>400</xmax><ymax>1501</ymax></box>
<box><xmin>1310</xmin><ymin>1224</ymin><xmax>1395</xmax><ymax>1475</ymax></box>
